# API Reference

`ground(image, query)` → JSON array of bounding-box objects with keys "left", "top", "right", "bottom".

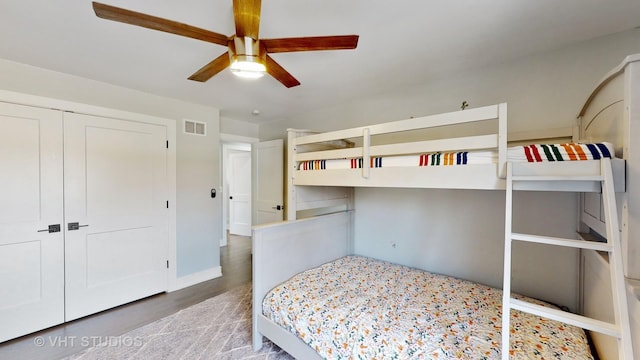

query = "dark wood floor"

[{"left": 0, "top": 234, "right": 252, "bottom": 360}]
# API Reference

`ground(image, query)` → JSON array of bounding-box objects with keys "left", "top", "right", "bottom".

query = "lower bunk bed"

[{"left": 251, "top": 212, "right": 595, "bottom": 359}]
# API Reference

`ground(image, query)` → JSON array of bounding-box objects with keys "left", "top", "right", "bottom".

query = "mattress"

[
  {"left": 263, "top": 256, "right": 593, "bottom": 359},
  {"left": 298, "top": 142, "right": 613, "bottom": 170}
]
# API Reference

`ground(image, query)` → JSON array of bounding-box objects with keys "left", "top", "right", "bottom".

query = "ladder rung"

[
  {"left": 509, "top": 298, "right": 620, "bottom": 337},
  {"left": 511, "top": 175, "right": 603, "bottom": 182},
  {"left": 511, "top": 232, "right": 612, "bottom": 252}
]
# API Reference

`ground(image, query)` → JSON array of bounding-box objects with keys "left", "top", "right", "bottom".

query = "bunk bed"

[{"left": 253, "top": 89, "right": 631, "bottom": 357}]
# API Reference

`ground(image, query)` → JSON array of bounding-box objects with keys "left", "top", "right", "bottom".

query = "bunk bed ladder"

[{"left": 501, "top": 158, "right": 633, "bottom": 360}]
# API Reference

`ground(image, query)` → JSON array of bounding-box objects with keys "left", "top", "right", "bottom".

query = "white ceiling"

[{"left": 1, "top": 0, "right": 639, "bottom": 124}]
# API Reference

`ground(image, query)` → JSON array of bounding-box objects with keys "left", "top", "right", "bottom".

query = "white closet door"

[
  {"left": 0, "top": 103, "right": 64, "bottom": 342},
  {"left": 64, "top": 113, "right": 168, "bottom": 321}
]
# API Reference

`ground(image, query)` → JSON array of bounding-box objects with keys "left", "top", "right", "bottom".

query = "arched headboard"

[{"left": 578, "top": 54, "right": 640, "bottom": 158}]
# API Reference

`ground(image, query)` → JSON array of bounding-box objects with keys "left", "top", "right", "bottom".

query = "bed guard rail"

[{"left": 291, "top": 103, "right": 508, "bottom": 179}]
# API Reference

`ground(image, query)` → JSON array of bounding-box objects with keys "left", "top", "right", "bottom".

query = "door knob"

[
  {"left": 271, "top": 205, "right": 283, "bottom": 211},
  {"left": 68, "top": 222, "right": 89, "bottom": 231},
  {"left": 37, "top": 224, "right": 61, "bottom": 233}
]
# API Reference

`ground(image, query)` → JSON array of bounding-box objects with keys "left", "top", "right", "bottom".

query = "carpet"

[{"left": 63, "top": 284, "right": 295, "bottom": 360}]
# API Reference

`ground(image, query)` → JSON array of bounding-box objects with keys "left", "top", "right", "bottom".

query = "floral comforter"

[{"left": 262, "top": 256, "right": 592, "bottom": 359}]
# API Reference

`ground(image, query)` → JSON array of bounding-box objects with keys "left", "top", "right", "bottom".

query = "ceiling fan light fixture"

[
  {"left": 229, "top": 36, "right": 266, "bottom": 79},
  {"left": 230, "top": 56, "right": 266, "bottom": 79}
]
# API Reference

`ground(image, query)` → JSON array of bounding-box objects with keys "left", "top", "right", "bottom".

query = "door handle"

[
  {"left": 271, "top": 205, "right": 283, "bottom": 211},
  {"left": 68, "top": 222, "right": 89, "bottom": 231},
  {"left": 37, "top": 224, "right": 61, "bottom": 233}
]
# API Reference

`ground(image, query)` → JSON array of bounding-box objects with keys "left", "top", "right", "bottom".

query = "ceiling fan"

[{"left": 92, "top": 0, "right": 359, "bottom": 88}]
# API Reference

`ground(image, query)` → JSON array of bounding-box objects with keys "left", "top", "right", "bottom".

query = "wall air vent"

[{"left": 183, "top": 119, "right": 206, "bottom": 136}]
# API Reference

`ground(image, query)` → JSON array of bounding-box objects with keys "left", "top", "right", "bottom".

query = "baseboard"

[{"left": 169, "top": 266, "right": 222, "bottom": 292}]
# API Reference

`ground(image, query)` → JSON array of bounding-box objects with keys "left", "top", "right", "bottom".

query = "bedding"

[
  {"left": 263, "top": 256, "right": 593, "bottom": 359},
  {"left": 298, "top": 142, "right": 613, "bottom": 170}
]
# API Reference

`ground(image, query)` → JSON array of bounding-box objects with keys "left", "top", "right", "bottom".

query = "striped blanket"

[
  {"left": 516, "top": 143, "right": 612, "bottom": 162},
  {"left": 297, "top": 142, "right": 613, "bottom": 170}
]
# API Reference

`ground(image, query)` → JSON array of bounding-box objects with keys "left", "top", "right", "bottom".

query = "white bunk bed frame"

[
  {"left": 253, "top": 98, "right": 630, "bottom": 358},
  {"left": 576, "top": 54, "right": 640, "bottom": 360},
  {"left": 289, "top": 103, "right": 619, "bottom": 190},
  {"left": 286, "top": 103, "right": 623, "bottom": 219},
  {"left": 290, "top": 104, "right": 509, "bottom": 190}
]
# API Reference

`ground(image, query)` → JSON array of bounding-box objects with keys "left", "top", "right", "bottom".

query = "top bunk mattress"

[
  {"left": 298, "top": 142, "right": 613, "bottom": 170},
  {"left": 263, "top": 255, "right": 593, "bottom": 359}
]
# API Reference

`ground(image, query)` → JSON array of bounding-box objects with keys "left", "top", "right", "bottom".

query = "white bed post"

[
  {"left": 287, "top": 129, "right": 298, "bottom": 221},
  {"left": 362, "top": 127, "right": 370, "bottom": 179},
  {"left": 501, "top": 162, "right": 514, "bottom": 360},
  {"left": 497, "top": 103, "right": 508, "bottom": 178},
  {"left": 601, "top": 158, "right": 634, "bottom": 359}
]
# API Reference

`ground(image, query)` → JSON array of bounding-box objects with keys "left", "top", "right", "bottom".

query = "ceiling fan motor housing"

[{"left": 229, "top": 36, "right": 266, "bottom": 66}]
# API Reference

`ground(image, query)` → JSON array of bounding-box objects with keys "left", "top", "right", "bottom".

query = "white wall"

[
  {"left": 258, "top": 29, "right": 640, "bottom": 310},
  {"left": 0, "top": 58, "right": 222, "bottom": 284},
  {"left": 221, "top": 116, "right": 259, "bottom": 139}
]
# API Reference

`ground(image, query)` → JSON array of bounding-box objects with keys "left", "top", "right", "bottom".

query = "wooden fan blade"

[
  {"left": 262, "top": 35, "right": 359, "bottom": 53},
  {"left": 266, "top": 55, "right": 300, "bottom": 88},
  {"left": 93, "top": 2, "right": 229, "bottom": 46},
  {"left": 188, "top": 52, "right": 231, "bottom": 82},
  {"left": 233, "top": 0, "right": 261, "bottom": 39}
]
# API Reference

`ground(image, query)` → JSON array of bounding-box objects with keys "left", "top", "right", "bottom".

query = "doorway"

[{"left": 221, "top": 136, "right": 256, "bottom": 246}]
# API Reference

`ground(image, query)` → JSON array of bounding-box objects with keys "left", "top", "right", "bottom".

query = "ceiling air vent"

[{"left": 183, "top": 119, "right": 206, "bottom": 136}]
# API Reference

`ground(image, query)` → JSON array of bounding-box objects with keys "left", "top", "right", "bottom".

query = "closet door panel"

[
  {"left": 0, "top": 103, "right": 64, "bottom": 342},
  {"left": 64, "top": 112, "right": 168, "bottom": 321}
]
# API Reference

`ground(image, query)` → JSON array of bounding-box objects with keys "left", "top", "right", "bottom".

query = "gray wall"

[
  {"left": 258, "top": 28, "right": 640, "bottom": 310},
  {"left": 354, "top": 188, "right": 580, "bottom": 306},
  {"left": 176, "top": 121, "right": 220, "bottom": 277},
  {"left": 221, "top": 116, "right": 259, "bottom": 139},
  {"left": 0, "top": 59, "right": 222, "bottom": 280},
  {"left": 261, "top": 29, "right": 640, "bottom": 140}
]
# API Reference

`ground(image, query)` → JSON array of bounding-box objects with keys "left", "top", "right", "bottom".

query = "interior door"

[
  {"left": 63, "top": 112, "right": 169, "bottom": 321},
  {"left": 252, "top": 139, "right": 284, "bottom": 225},
  {"left": 228, "top": 150, "right": 251, "bottom": 236},
  {"left": 0, "top": 103, "right": 64, "bottom": 342}
]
